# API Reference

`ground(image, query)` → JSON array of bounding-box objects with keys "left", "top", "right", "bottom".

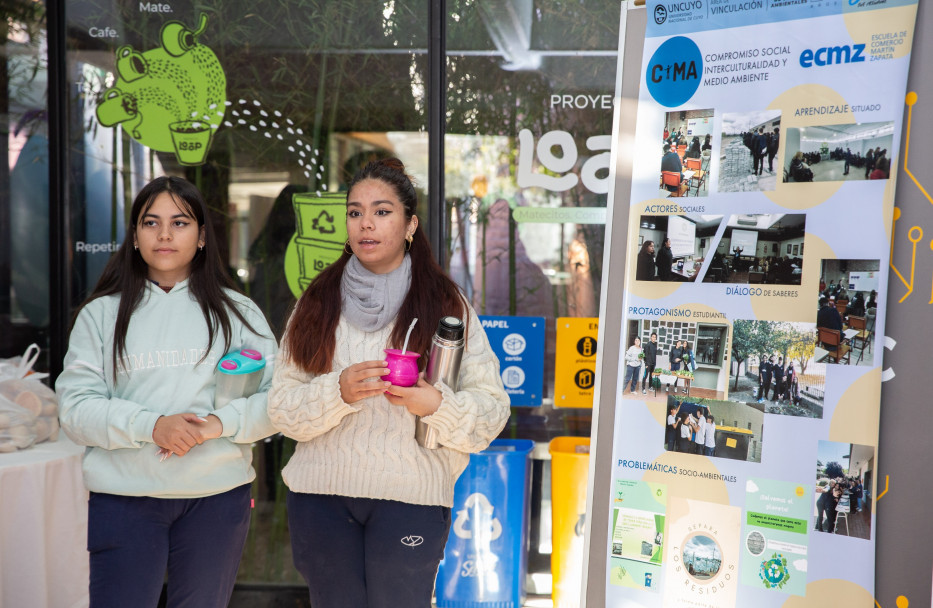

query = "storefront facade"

[{"left": 2, "top": 0, "right": 620, "bottom": 595}]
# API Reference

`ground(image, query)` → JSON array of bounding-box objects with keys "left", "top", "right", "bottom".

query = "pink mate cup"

[{"left": 382, "top": 349, "right": 420, "bottom": 387}]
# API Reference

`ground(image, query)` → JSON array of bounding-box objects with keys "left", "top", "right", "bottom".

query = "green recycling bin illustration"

[
  {"left": 95, "top": 13, "right": 226, "bottom": 166},
  {"left": 284, "top": 192, "right": 348, "bottom": 298}
]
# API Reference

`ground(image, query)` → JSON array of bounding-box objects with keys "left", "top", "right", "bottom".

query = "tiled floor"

[
  {"left": 827, "top": 502, "right": 872, "bottom": 540},
  {"left": 718, "top": 139, "right": 779, "bottom": 193},
  {"left": 437, "top": 596, "right": 554, "bottom": 607},
  {"left": 227, "top": 587, "right": 555, "bottom": 607},
  {"left": 810, "top": 158, "right": 888, "bottom": 182},
  {"left": 812, "top": 497, "right": 872, "bottom": 540}
]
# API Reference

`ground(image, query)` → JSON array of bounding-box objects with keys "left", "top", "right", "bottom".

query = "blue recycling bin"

[{"left": 436, "top": 439, "right": 535, "bottom": 607}]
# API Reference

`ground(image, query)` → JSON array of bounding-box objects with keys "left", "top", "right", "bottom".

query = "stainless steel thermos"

[{"left": 416, "top": 316, "right": 465, "bottom": 449}]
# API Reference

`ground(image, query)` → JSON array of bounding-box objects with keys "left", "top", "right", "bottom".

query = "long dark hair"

[
  {"left": 639, "top": 240, "right": 654, "bottom": 257},
  {"left": 73, "top": 176, "right": 262, "bottom": 376},
  {"left": 284, "top": 158, "right": 467, "bottom": 374}
]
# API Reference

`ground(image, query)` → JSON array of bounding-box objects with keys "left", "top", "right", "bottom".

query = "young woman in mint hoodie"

[{"left": 56, "top": 177, "right": 277, "bottom": 607}]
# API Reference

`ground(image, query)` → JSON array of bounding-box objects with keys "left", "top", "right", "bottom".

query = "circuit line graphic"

[
  {"left": 891, "top": 91, "right": 925, "bottom": 303},
  {"left": 901, "top": 92, "right": 931, "bottom": 206},
  {"left": 876, "top": 474, "right": 890, "bottom": 501},
  {"left": 889, "top": 208, "right": 919, "bottom": 303}
]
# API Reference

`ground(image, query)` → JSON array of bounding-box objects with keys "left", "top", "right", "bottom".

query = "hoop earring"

[
  {"left": 344, "top": 240, "right": 353, "bottom": 255},
  {"left": 405, "top": 234, "right": 413, "bottom": 252}
]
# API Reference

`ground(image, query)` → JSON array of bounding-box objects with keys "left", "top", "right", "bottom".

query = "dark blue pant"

[
  {"left": 641, "top": 363, "right": 654, "bottom": 390},
  {"left": 87, "top": 484, "right": 251, "bottom": 608},
  {"left": 287, "top": 491, "right": 451, "bottom": 608},
  {"left": 624, "top": 365, "right": 640, "bottom": 392},
  {"left": 761, "top": 376, "right": 772, "bottom": 399}
]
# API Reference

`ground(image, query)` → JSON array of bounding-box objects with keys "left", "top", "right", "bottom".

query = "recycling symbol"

[
  {"left": 312, "top": 210, "right": 336, "bottom": 234},
  {"left": 453, "top": 493, "right": 503, "bottom": 541}
]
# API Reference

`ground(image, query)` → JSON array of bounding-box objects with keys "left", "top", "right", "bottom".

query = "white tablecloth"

[{"left": 0, "top": 436, "right": 89, "bottom": 608}]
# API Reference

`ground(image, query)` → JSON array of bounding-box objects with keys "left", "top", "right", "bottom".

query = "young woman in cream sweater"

[{"left": 268, "top": 158, "right": 510, "bottom": 607}]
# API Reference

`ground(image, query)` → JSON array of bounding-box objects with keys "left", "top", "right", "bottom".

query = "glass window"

[
  {"left": 1, "top": 4, "right": 49, "bottom": 368},
  {"left": 52, "top": 0, "right": 624, "bottom": 595},
  {"left": 445, "top": 0, "right": 621, "bottom": 596},
  {"left": 697, "top": 325, "right": 726, "bottom": 366},
  {"left": 445, "top": 0, "right": 620, "bottom": 419},
  {"left": 64, "top": 0, "right": 429, "bottom": 584}
]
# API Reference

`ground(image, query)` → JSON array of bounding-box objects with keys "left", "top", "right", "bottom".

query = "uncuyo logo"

[{"left": 654, "top": 3, "right": 668, "bottom": 24}]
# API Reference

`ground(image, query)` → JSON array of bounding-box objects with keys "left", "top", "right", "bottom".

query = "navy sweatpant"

[
  {"left": 87, "top": 484, "right": 251, "bottom": 608},
  {"left": 287, "top": 491, "right": 451, "bottom": 608}
]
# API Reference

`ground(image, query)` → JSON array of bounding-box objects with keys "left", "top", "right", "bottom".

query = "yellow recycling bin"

[{"left": 549, "top": 437, "right": 590, "bottom": 608}]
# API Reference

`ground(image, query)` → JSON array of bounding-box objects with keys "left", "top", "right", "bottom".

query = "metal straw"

[{"left": 402, "top": 318, "right": 418, "bottom": 354}]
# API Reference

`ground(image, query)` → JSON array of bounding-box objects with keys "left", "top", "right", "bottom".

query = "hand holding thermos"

[
  {"left": 417, "top": 316, "right": 465, "bottom": 448},
  {"left": 382, "top": 317, "right": 465, "bottom": 449}
]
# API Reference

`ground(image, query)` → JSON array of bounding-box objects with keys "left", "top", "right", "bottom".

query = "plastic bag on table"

[
  {"left": 0, "top": 378, "right": 59, "bottom": 443},
  {"left": 0, "top": 398, "right": 37, "bottom": 453},
  {"left": 0, "top": 344, "right": 47, "bottom": 382},
  {"left": 0, "top": 378, "right": 58, "bottom": 418},
  {"left": 0, "top": 345, "right": 59, "bottom": 443}
]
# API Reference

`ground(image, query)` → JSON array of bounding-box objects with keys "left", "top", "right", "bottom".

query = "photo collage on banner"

[{"left": 606, "top": 0, "right": 917, "bottom": 606}]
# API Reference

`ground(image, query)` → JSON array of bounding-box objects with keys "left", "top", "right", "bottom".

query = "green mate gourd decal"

[{"left": 96, "top": 13, "right": 225, "bottom": 166}]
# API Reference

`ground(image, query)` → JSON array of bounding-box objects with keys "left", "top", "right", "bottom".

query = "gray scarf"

[{"left": 341, "top": 254, "right": 412, "bottom": 331}]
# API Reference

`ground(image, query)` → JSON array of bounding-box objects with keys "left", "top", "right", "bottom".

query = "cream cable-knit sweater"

[{"left": 267, "top": 306, "right": 510, "bottom": 507}]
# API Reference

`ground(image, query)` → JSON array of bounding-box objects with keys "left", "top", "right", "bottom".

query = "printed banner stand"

[{"left": 584, "top": 1, "right": 918, "bottom": 606}]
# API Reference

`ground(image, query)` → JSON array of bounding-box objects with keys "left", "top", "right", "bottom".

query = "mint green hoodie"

[{"left": 56, "top": 280, "right": 277, "bottom": 498}]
